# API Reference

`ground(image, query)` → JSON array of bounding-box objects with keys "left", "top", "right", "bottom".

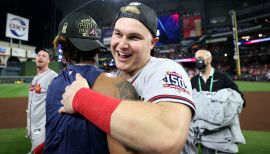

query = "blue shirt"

[{"left": 44, "top": 65, "right": 109, "bottom": 154}]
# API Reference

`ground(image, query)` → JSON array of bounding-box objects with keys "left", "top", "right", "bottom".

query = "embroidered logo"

[
  {"left": 162, "top": 72, "right": 190, "bottom": 94},
  {"left": 78, "top": 18, "right": 100, "bottom": 38},
  {"left": 62, "top": 22, "right": 68, "bottom": 33},
  {"left": 30, "top": 83, "right": 41, "bottom": 94}
]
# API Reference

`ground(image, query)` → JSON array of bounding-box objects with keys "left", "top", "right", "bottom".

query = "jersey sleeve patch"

[{"left": 162, "top": 71, "right": 191, "bottom": 95}]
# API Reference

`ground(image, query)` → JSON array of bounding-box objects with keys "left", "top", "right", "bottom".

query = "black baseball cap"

[
  {"left": 35, "top": 46, "right": 49, "bottom": 54},
  {"left": 113, "top": 2, "right": 158, "bottom": 37},
  {"left": 57, "top": 12, "right": 106, "bottom": 52}
]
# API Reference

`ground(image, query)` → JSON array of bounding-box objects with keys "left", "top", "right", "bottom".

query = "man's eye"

[
  {"left": 114, "top": 32, "right": 121, "bottom": 36},
  {"left": 130, "top": 36, "right": 140, "bottom": 40}
]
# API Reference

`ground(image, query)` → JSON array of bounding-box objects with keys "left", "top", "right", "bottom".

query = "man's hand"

[{"left": 59, "top": 73, "right": 89, "bottom": 114}]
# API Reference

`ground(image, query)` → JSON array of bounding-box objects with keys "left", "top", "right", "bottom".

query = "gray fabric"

[
  {"left": 192, "top": 88, "right": 245, "bottom": 153},
  {"left": 181, "top": 126, "right": 198, "bottom": 154}
]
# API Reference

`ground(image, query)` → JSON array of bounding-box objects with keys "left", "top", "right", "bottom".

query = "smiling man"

[{"left": 59, "top": 2, "right": 195, "bottom": 154}]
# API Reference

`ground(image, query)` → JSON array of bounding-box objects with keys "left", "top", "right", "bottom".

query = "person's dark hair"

[
  {"left": 150, "top": 48, "right": 155, "bottom": 56},
  {"left": 53, "top": 35, "right": 99, "bottom": 64}
]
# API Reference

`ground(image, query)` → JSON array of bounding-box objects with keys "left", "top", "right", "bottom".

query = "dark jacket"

[{"left": 191, "top": 69, "right": 246, "bottom": 107}]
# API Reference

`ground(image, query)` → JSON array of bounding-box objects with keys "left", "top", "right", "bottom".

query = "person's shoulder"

[
  {"left": 93, "top": 72, "right": 138, "bottom": 100},
  {"left": 214, "top": 70, "right": 231, "bottom": 78},
  {"left": 97, "top": 72, "right": 123, "bottom": 83},
  {"left": 191, "top": 74, "right": 199, "bottom": 81},
  {"left": 214, "top": 69, "right": 225, "bottom": 75},
  {"left": 48, "top": 69, "right": 58, "bottom": 76},
  {"left": 150, "top": 57, "right": 177, "bottom": 65},
  {"left": 191, "top": 74, "right": 199, "bottom": 79},
  {"left": 147, "top": 57, "right": 182, "bottom": 71},
  {"left": 92, "top": 66, "right": 104, "bottom": 73}
]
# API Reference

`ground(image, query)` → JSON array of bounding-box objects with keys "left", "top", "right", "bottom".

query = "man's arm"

[
  {"left": 60, "top": 73, "right": 192, "bottom": 154},
  {"left": 110, "top": 101, "right": 191, "bottom": 154},
  {"left": 93, "top": 72, "right": 139, "bottom": 154},
  {"left": 92, "top": 73, "right": 138, "bottom": 101}
]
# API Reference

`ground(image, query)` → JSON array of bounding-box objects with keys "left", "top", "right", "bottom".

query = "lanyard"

[{"left": 198, "top": 69, "right": 214, "bottom": 92}]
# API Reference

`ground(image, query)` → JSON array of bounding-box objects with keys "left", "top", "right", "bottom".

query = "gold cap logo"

[
  {"left": 121, "top": 6, "right": 140, "bottom": 15},
  {"left": 62, "top": 22, "right": 68, "bottom": 33}
]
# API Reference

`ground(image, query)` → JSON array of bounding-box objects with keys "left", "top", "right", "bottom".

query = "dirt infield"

[
  {"left": 0, "top": 97, "right": 27, "bottom": 129},
  {"left": 0, "top": 92, "right": 269, "bottom": 131},
  {"left": 240, "top": 92, "right": 270, "bottom": 131}
]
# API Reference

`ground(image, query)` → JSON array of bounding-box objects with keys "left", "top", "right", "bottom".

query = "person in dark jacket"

[
  {"left": 191, "top": 49, "right": 244, "bottom": 99},
  {"left": 191, "top": 49, "right": 245, "bottom": 154}
]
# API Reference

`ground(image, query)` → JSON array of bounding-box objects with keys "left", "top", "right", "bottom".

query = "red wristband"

[{"left": 72, "top": 88, "right": 121, "bottom": 134}]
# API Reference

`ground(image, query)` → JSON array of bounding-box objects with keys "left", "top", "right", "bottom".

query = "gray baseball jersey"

[
  {"left": 26, "top": 69, "right": 57, "bottom": 150},
  {"left": 127, "top": 57, "right": 195, "bottom": 110},
  {"left": 125, "top": 57, "right": 197, "bottom": 154}
]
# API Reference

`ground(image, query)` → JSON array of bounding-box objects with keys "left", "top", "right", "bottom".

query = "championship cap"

[
  {"left": 113, "top": 2, "right": 158, "bottom": 37},
  {"left": 57, "top": 12, "right": 106, "bottom": 51}
]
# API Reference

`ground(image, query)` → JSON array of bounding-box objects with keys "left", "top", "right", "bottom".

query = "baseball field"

[{"left": 0, "top": 81, "right": 270, "bottom": 153}]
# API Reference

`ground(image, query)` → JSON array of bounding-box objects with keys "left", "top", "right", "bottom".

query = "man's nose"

[{"left": 118, "top": 38, "right": 129, "bottom": 49}]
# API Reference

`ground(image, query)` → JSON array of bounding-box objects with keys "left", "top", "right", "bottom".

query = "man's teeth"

[
  {"left": 118, "top": 52, "right": 128, "bottom": 56},
  {"left": 118, "top": 52, "right": 132, "bottom": 58}
]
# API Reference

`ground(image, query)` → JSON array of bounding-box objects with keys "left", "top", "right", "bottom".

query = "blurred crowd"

[
  {"left": 181, "top": 63, "right": 270, "bottom": 81},
  {"left": 153, "top": 42, "right": 270, "bottom": 81},
  {"left": 237, "top": 64, "right": 270, "bottom": 81}
]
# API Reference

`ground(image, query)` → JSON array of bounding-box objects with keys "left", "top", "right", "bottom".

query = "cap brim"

[{"left": 69, "top": 37, "right": 107, "bottom": 52}]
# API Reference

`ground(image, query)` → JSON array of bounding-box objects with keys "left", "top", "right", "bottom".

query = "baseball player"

[
  {"left": 26, "top": 47, "right": 57, "bottom": 154},
  {"left": 44, "top": 12, "right": 138, "bottom": 154},
  {"left": 60, "top": 2, "right": 196, "bottom": 154}
]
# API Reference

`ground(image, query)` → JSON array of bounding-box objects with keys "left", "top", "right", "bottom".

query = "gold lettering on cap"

[
  {"left": 78, "top": 18, "right": 97, "bottom": 37},
  {"left": 121, "top": 6, "right": 140, "bottom": 15},
  {"left": 62, "top": 22, "right": 68, "bottom": 33}
]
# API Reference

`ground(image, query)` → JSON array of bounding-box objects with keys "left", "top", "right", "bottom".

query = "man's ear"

[
  {"left": 48, "top": 55, "right": 51, "bottom": 63},
  {"left": 151, "top": 37, "right": 159, "bottom": 49},
  {"left": 208, "top": 57, "right": 212, "bottom": 64}
]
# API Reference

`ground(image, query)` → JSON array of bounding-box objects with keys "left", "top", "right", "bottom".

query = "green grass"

[
  {"left": 0, "top": 83, "right": 29, "bottom": 98},
  {"left": 0, "top": 81, "right": 269, "bottom": 98},
  {"left": 238, "top": 131, "right": 270, "bottom": 153},
  {"left": 0, "top": 128, "right": 269, "bottom": 154},
  {"left": 0, "top": 82, "right": 269, "bottom": 153},
  {"left": 0, "top": 128, "right": 31, "bottom": 154},
  {"left": 236, "top": 81, "right": 270, "bottom": 92}
]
